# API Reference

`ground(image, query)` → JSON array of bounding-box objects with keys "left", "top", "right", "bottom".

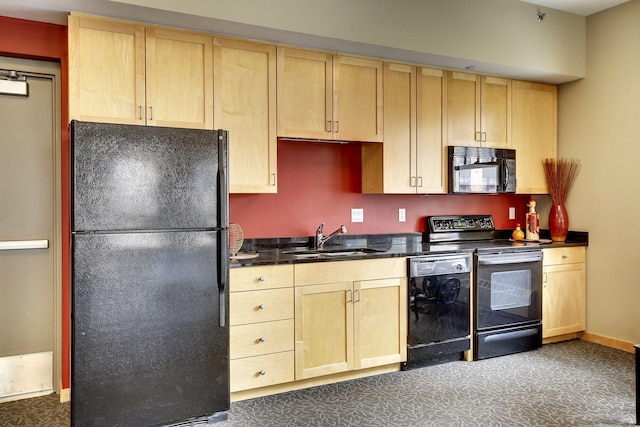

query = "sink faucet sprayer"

[{"left": 315, "top": 223, "right": 347, "bottom": 250}]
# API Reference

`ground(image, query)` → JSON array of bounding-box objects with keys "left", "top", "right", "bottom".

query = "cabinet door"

[
  {"left": 447, "top": 72, "right": 511, "bottom": 148},
  {"left": 480, "top": 76, "right": 511, "bottom": 148},
  {"left": 354, "top": 278, "right": 407, "bottom": 369},
  {"left": 68, "top": 15, "right": 145, "bottom": 125},
  {"left": 416, "top": 67, "right": 447, "bottom": 193},
  {"left": 542, "top": 262, "right": 586, "bottom": 338},
  {"left": 146, "top": 27, "right": 213, "bottom": 129},
  {"left": 277, "top": 47, "right": 333, "bottom": 139},
  {"left": 215, "top": 38, "right": 277, "bottom": 193},
  {"left": 447, "top": 71, "right": 480, "bottom": 146},
  {"left": 512, "top": 81, "right": 557, "bottom": 194},
  {"left": 294, "top": 282, "right": 354, "bottom": 380},
  {"left": 362, "top": 62, "right": 415, "bottom": 194},
  {"left": 334, "top": 55, "right": 384, "bottom": 142}
]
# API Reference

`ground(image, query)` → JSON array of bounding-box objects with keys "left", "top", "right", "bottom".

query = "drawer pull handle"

[
  {"left": 260, "top": 370, "right": 266, "bottom": 376},
  {"left": 259, "top": 304, "right": 265, "bottom": 310},
  {"left": 562, "top": 255, "right": 568, "bottom": 259},
  {"left": 259, "top": 276, "right": 266, "bottom": 282},
  {"left": 259, "top": 337, "right": 266, "bottom": 343}
]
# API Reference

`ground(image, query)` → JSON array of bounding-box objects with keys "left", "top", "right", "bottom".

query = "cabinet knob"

[
  {"left": 562, "top": 254, "right": 568, "bottom": 259},
  {"left": 259, "top": 304, "right": 265, "bottom": 310},
  {"left": 259, "top": 276, "right": 266, "bottom": 282},
  {"left": 260, "top": 370, "right": 266, "bottom": 376},
  {"left": 259, "top": 337, "right": 266, "bottom": 343}
]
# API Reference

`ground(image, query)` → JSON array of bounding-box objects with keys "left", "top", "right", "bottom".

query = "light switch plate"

[
  {"left": 399, "top": 208, "right": 406, "bottom": 222},
  {"left": 351, "top": 208, "right": 364, "bottom": 223},
  {"left": 509, "top": 207, "right": 516, "bottom": 220}
]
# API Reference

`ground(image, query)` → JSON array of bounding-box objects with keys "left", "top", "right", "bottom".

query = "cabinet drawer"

[
  {"left": 295, "top": 258, "right": 406, "bottom": 286},
  {"left": 543, "top": 246, "right": 585, "bottom": 266},
  {"left": 231, "top": 319, "right": 294, "bottom": 359},
  {"left": 230, "top": 265, "right": 293, "bottom": 292},
  {"left": 230, "top": 288, "right": 293, "bottom": 325},
  {"left": 230, "top": 351, "right": 294, "bottom": 392}
]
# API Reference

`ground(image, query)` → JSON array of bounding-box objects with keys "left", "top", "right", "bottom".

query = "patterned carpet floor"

[{"left": 0, "top": 340, "right": 635, "bottom": 426}]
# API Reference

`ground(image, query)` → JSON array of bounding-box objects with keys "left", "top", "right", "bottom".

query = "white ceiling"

[{"left": 519, "top": 0, "right": 630, "bottom": 16}]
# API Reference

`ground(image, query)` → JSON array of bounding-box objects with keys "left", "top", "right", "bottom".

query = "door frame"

[{"left": 0, "top": 56, "right": 62, "bottom": 396}]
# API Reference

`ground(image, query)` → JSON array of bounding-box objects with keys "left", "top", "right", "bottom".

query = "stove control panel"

[
  {"left": 409, "top": 254, "right": 472, "bottom": 277},
  {"left": 427, "top": 215, "right": 495, "bottom": 233}
]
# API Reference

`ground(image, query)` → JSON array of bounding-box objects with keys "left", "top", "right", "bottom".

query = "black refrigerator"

[{"left": 70, "top": 120, "right": 230, "bottom": 427}]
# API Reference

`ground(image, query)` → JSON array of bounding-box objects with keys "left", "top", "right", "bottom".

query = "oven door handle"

[{"left": 477, "top": 252, "right": 543, "bottom": 265}]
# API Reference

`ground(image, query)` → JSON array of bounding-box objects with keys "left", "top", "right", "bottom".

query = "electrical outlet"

[
  {"left": 509, "top": 207, "right": 516, "bottom": 220},
  {"left": 398, "top": 208, "right": 406, "bottom": 222},
  {"left": 351, "top": 208, "right": 364, "bottom": 223}
]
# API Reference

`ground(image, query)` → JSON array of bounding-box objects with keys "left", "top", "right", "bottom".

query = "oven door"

[{"left": 475, "top": 250, "right": 543, "bottom": 330}]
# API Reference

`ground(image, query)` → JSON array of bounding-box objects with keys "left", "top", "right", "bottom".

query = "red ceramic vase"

[{"left": 549, "top": 204, "right": 569, "bottom": 242}]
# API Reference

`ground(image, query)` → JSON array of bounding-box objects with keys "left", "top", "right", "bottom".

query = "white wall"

[
  {"left": 558, "top": 0, "right": 640, "bottom": 344},
  {"left": 104, "top": 0, "right": 585, "bottom": 83}
]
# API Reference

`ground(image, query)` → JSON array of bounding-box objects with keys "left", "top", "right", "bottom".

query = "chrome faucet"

[{"left": 315, "top": 223, "right": 347, "bottom": 250}]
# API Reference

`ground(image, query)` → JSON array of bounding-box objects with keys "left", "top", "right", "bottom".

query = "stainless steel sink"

[{"left": 282, "top": 247, "right": 385, "bottom": 258}]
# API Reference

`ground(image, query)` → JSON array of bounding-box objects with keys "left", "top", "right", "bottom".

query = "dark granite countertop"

[{"left": 229, "top": 231, "right": 588, "bottom": 268}]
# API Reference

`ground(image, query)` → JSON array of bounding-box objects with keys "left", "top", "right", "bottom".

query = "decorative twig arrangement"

[{"left": 542, "top": 158, "right": 581, "bottom": 205}]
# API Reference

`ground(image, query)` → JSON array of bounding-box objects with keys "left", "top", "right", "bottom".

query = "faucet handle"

[{"left": 316, "top": 223, "right": 324, "bottom": 235}]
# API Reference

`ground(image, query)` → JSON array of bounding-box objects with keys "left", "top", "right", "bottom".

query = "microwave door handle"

[{"left": 502, "top": 159, "right": 509, "bottom": 191}]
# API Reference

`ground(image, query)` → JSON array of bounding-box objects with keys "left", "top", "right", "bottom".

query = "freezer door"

[
  {"left": 71, "top": 121, "right": 227, "bottom": 232},
  {"left": 71, "top": 231, "right": 229, "bottom": 427}
]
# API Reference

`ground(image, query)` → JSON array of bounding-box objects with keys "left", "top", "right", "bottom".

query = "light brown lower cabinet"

[
  {"left": 229, "top": 265, "right": 294, "bottom": 392},
  {"left": 542, "top": 246, "right": 586, "bottom": 339},
  {"left": 294, "top": 258, "right": 407, "bottom": 380},
  {"left": 230, "top": 258, "right": 408, "bottom": 394}
]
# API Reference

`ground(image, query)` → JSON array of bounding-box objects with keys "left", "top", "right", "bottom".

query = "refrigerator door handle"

[
  {"left": 217, "top": 130, "right": 230, "bottom": 328},
  {"left": 218, "top": 228, "right": 229, "bottom": 328},
  {"left": 218, "top": 130, "right": 229, "bottom": 229}
]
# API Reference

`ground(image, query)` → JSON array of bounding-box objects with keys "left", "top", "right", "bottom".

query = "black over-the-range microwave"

[{"left": 448, "top": 145, "right": 516, "bottom": 194}]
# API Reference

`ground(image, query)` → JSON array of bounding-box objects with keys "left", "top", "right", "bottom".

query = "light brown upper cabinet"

[
  {"left": 213, "top": 38, "right": 277, "bottom": 194},
  {"left": 512, "top": 81, "right": 557, "bottom": 194},
  {"left": 416, "top": 67, "right": 447, "bottom": 193},
  {"left": 362, "top": 64, "right": 446, "bottom": 194},
  {"left": 447, "top": 71, "right": 511, "bottom": 148},
  {"left": 277, "top": 47, "right": 383, "bottom": 142},
  {"left": 68, "top": 14, "right": 213, "bottom": 129}
]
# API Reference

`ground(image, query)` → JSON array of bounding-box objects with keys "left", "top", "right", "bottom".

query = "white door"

[{"left": 0, "top": 56, "right": 61, "bottom": 402}]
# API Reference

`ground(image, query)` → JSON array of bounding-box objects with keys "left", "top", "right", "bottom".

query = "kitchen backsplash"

[{"left": 229, "top": 139, "right": 532, "bottom": 238}]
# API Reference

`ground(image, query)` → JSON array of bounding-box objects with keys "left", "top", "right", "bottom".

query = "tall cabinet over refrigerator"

[{"left": 70, "top": 121, "right": 230, "bottom": 426}]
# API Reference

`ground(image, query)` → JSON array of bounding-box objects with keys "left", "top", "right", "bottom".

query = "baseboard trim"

[
  {"left": 579, "top": 331, "right": 636, "bottom": 353},
  {"left": 59, "top": 387, "right": 70, "bottom": 403},
  {"left": 543, "top": 332, "right": 581, "bottom": 344},
  {"left": 231, "top": 364, "right": 400, "bottom": 402}
]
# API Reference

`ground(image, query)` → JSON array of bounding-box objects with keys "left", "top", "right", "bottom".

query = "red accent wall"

[
  {"left": 230, "top": 140, "right": 531, "bottom": 237},
  {"left": 0, "top": 16, "right": 70, "bottom": 390}
]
